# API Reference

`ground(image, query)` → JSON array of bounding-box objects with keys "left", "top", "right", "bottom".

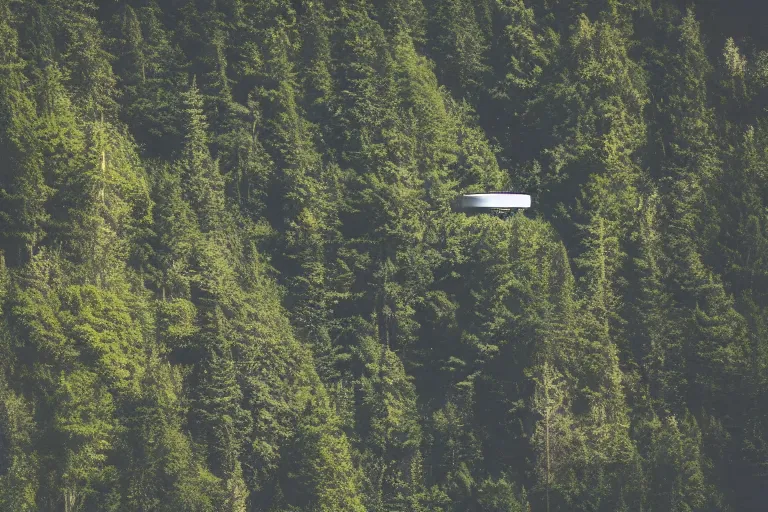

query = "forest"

[{"left": 1, "top": 0, "right": 768, "bottom": 510}]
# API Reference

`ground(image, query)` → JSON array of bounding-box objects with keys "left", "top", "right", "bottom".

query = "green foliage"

[
  {"left": 0, "top": 375, "right": 38, "bottom": 511},
  {"left": 427, "top": 0, "right": 490, "bottom": 97},
  {"left": 1, "top": 1, "right": 767, "bottom": 510},
  {"left": 0, "top": 0, "right": 49, "bottom": 267}
]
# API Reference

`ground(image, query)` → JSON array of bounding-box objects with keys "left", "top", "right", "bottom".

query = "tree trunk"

[{"left": 545, "top": 374, "right": 551, "bottom": 512}]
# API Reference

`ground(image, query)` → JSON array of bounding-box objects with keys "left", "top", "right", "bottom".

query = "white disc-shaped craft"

[{"left": 460, "top": 193, "right": 531, "bottom": 210}]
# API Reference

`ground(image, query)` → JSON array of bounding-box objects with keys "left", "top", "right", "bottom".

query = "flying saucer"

[{"left": 460, "top": 192, "right": 531, "bottom": 210}]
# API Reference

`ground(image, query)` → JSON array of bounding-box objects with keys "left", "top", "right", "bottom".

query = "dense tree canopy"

[{"left": 1, "top": 0, "right": 767, "bottom": 510}]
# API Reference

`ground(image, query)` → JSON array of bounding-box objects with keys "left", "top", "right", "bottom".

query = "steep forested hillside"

[{"left": 1, "top": 0, "right": 768, "bottom": 510}]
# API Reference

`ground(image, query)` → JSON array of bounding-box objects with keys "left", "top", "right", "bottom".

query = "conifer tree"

[
  {"left": 427, "top": 0, "right": 490, "bottom": 99},
  {"left": 627, "top": 190, "right": 685, "bottom": 410},
  {"left": 646, "top": 412, "right": 713, "bottom": 512},
  {"left": 486, "top": 0, "right": 552, "bottom": 170},
  {"left": 0, "top": 1, "right": 49, "bottom": 267},
  {"left": 0, "top": 372, "right": 38, "bottom": 511},
  {"left": 112, "top": 1, "right": 186, "bottom": 156},
  {"left": 530, "top": 361, "right": 571, "bottom": 511}
]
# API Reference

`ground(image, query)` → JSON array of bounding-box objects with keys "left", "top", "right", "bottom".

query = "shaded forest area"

[{"left": 2, "top": 0, "right": 768, "bottom": 510}]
